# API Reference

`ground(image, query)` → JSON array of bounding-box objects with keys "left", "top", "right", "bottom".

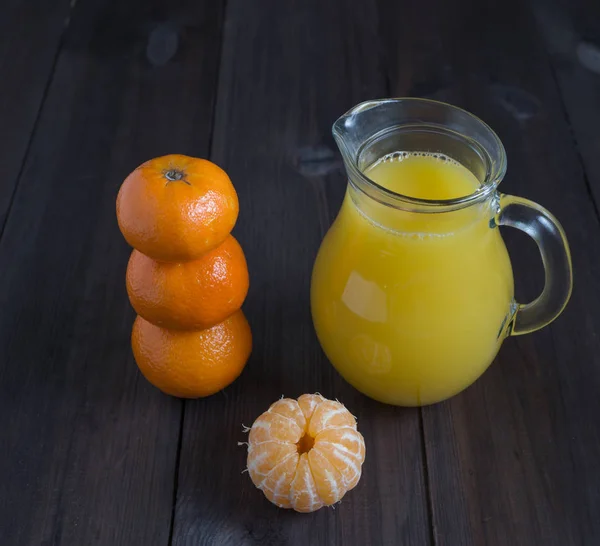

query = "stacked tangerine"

[{"left": 116, "top": 155, "right": 251, "bottom": 398}]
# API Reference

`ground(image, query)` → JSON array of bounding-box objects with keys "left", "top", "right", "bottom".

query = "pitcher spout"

[{"left": 332, "top": 99, "right": 400, "bottom": 168}]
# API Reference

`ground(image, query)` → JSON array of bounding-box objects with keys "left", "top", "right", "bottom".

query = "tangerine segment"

[
  {"left": 298, "top": 393, "right": 325, "bottom": 421},
  {"left": 307, "top": 448, "right": 345, "bottom": 505},
  {"left": 126, "top": 235, "right": 249, "bottom": 330},
  {"left": 131, "top": 309, "right": 251, "bottom": 398},
  {"left": 260, "top": 452, "right": 299, "bottom": 509},
  {"left": 245, "top": 394, "right": 365, "bottom": 512},
  {"left": 268, "top": 398, "right": 307, "bottom": 430},
  {"left": 247, "top": 442, "right": 297, "bottom": 488},
  {"left": 313, "top": 428, "right": 366, "bottom": 491},
  {"left": 315, "top": 427, "right": 366, "bottom": 463},
  {"left": 290, "top": 453, "right": 324, "bottom": 513},
  {"left": 307, "top": 399, "right": 357, "bottom": 437},
  {"left": 248, "top": 411, "right": 304, "bottom": 445},
  {"left": 117, "top": 155, "right": 239, "bottom": 262}
]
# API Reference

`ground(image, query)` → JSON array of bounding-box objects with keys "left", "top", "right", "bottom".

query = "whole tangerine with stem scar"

[
  {"left": 242, "top": 394, "right": 366, "bottom": 512},
  {"left": 116, "top": 154, "right": 239, "bottom": 262}
]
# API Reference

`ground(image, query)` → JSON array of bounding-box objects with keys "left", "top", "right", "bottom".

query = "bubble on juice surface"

[{"left": 370, "top": 151, "right": 462, "bottom": 169}]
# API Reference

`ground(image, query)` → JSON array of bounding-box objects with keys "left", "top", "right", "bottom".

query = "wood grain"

[
  {"left": 170, "top": 1, "right": 432, "bottom": 545},
  {"left": 379, "top": 0, "right": 600, "bottom": 543},
  {"left": 530, "top": 0, "right": 600, "bottom": 214},
  {"left": 0, "top": 0, "right": 224, "bottom": 544},
  {"left": 0, "top": 0, "right": 72, "bottom": 233}
]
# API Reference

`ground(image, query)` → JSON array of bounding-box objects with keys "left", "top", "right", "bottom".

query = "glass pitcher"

[{"left": 311, "top": 98, "right": 572, "bottom": 406}]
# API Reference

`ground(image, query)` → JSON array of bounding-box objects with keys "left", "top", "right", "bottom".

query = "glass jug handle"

[{"left": 495, "top": 193, "right": 573, "bottom": 336}]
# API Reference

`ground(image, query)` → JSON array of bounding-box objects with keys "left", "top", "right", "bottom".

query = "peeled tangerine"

[{"left": 244, "top": 394, "right": 366, "bottom": 512}]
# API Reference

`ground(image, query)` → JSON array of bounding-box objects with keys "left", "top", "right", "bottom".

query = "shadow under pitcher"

[{"left": 311, "top": 98, "right": 573, "bottom": 406}]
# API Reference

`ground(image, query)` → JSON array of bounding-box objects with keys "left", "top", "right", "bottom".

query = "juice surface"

[
  {"left": 311, "top": 152, "right": 515, "bottom": 405},
  {"left": 367, "top": 151, "right": 479, "bottom": 199}
]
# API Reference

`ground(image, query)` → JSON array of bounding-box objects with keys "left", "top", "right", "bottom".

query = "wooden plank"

[
  {"left": 530, "top": 0, "right": 600, "bottom": 212},
  {"left": 0, "top": 1, "right": 224, "bottom": 544},
  {"left": 0, "top": 0, "right": 72, "bottom": 233},
  {"left": 171, "top": 1, "right": 432, "bottom": 544},
  {"left": 379, "top": 0, "right": 600, "bottom": 544}
]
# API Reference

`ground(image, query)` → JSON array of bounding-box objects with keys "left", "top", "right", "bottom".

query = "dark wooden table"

[{"left": 2, "top": 0, "right": 600, "bottom": 544}]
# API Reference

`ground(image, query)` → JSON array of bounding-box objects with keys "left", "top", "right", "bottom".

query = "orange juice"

[{"left": 311, "top": 152, "right": 515, "bottom": 405}]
